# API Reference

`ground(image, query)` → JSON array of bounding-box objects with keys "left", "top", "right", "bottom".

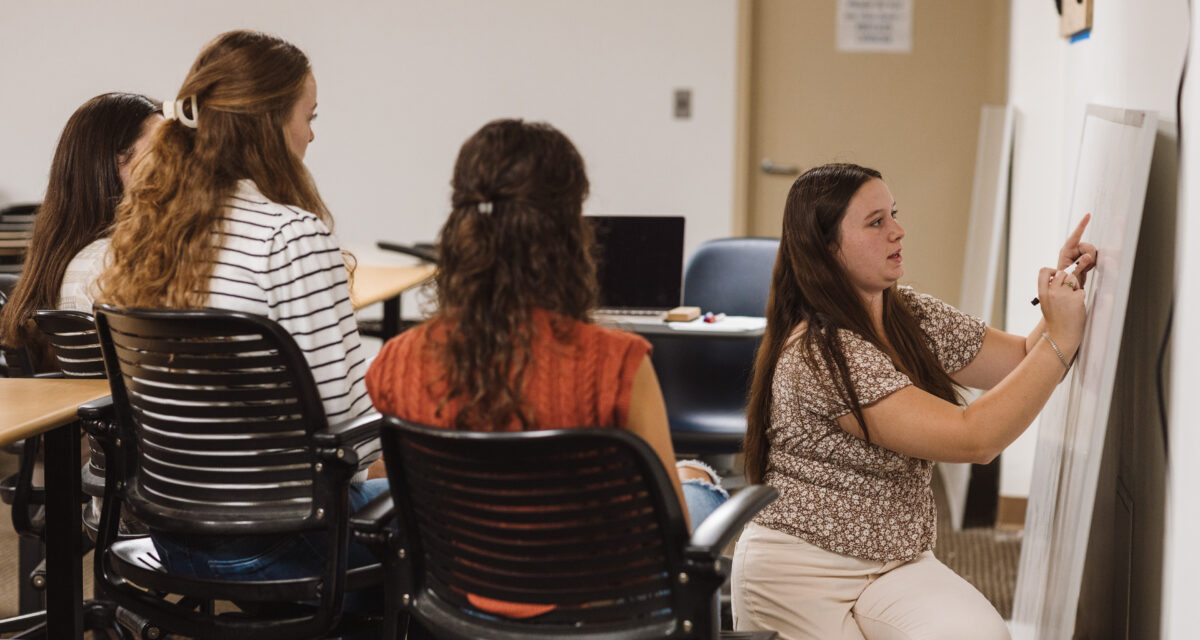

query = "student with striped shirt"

[{"left": 96, "top": 30, "right": 385, "bottom": 585}]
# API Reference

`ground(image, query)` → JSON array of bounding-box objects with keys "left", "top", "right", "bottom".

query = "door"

[{"left": 740, "top": 0, "right": 1009, "bottom": 306}]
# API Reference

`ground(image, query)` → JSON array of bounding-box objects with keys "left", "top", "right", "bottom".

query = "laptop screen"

[{"left": 586, "top": 215, "right": 684, "bottom": 310}]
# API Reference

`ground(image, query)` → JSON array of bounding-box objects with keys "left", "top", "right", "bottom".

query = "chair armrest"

[
  {"left": 376, "top": 240, "right": 436, "bottom": 263},
  {"left": 313, "top": 413, "right": 380, "bottom": 471},
  {"left": 314, "top": 413, "right": 380, "bottom": 450},
  {"left": 349, "top": 492, "right": 395, "bottom": 535},
  {"left": 78, "top": 395, "right": 112, "bottom": 420},
  {"left": 350, "top": 492, "right": 396, "bottom": 558},
  {"left": 685, "top": 485, "right": 778, "bottom": 562},
  {"left": 78, "top": 396, "right": 114, "bottom": 438}
]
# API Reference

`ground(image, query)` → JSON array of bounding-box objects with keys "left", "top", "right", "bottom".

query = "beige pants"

[{"left": 732, "top": 523, "right": 1010, "bottom": 640}]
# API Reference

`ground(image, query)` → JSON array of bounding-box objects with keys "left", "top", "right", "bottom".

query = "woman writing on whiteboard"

[{"left": 732, "top": 163, "right": 1093, "bottom": 640}]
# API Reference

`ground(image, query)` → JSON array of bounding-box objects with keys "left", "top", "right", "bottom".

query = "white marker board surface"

[{"left": 1010, "top": 106, "right": 1157, "bottom": 639}]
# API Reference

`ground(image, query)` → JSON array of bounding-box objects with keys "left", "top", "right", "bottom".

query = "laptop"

[{"left": 587, "top": 215, "right": 684, "bottom": 322}]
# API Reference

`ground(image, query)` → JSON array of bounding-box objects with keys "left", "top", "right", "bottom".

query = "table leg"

[
  {"left": 17, "top": 536, "right": 42, "bottom": 613},
  {"left": 43, "top": 420, "right": 83, "bottom": 639}
]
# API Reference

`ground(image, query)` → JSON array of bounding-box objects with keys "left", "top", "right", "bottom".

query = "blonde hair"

[{"left": 98, "top": 30, "right": 330, "bottom": 308}]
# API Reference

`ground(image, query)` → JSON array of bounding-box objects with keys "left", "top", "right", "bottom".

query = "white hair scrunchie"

[{"left": 163, "top": 95, "right": 199, "bottom": 129}]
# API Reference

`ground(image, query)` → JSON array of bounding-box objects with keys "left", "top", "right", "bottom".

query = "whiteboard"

[
  {"left": 941, "top": 105, "right": 1014, "bottom": 531},
  {"left": 1010, "top": 106, "right": 1157, "bottom": 639}
]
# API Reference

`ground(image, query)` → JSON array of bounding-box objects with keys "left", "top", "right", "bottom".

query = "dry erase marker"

[{"left": 1031, "top": 261, "right": 1080, "bottom": 306}]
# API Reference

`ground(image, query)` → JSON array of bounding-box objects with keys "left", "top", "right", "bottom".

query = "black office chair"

[
  {"left": 92, "top": 306, "right": 384, "bottom": 639},
  {"left": 0, "top": 204, "right": 39, "bottom": 276},
  {"left": 32, "top": 310, "right": 119, "bottom": 538},
  {"left": 648, "top": 237, "right": 779, "bottom": 454},
  {"left": 0, "top": 302, "right": 139, "bottom": 635},
  {"left": 0, "top": 273, "right": 36, "bottom": 377},
  {"left": 0, "top": 273, "right": 47, "bottom": 618},
  {"left": 359, "top": 416, "right": 779, "bottom": 640}
]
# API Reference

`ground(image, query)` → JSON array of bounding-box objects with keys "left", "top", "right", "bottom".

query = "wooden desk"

[
  {"left": 0, "top": 378, "right": 110, "bottom": 638},
  {"left": 350, "top": 264, "right": 435, "bottom": 339},
  {"left": 0, "top": 378, "right": 109, "bottom": 447}
]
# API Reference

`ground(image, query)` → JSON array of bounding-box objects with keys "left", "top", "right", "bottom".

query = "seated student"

[
  {"left": 365, "top": 119, "right": 728, "bottom": 559},
  {"left": 731, "top": 163, "right": 1092, "bottom": 640},
  {"left": 95, "top": 30, "right": 385, "bottom": 582},
  {"left": 0, "top": 92, "right": 160, "bottom": 368}
]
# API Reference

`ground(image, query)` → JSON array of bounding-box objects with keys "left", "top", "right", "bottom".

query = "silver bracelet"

[{"left": 1042, "top": 332, "right": 1070, "bottom": 370}]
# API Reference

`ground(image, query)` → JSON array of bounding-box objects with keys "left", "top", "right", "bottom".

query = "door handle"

[{"left": 760, "top": 158, "right": 800, "bottom": 176}]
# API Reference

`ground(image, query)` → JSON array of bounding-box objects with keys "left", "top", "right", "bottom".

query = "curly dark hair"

[{"left": 431, "top": 119, "right": 597, "bottom": 431}]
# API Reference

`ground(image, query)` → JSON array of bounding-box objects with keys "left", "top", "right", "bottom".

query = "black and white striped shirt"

[{"left": 205, "top": 180, "right": 378, "bottom": 470}]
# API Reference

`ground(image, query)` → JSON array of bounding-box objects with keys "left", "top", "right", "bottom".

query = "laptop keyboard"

[
  {"left": 593, "top": 308, "right": 668, "bottom": 322},
  {"left": 595, "top": 308, "right": 664, "bottom": 317}
]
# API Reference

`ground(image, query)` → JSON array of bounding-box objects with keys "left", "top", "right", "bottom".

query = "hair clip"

[
  {"left": 477, "top": 201, "right": 494, "bottom": 215},
  {"left": 163, "top": 95, "right": 199, "bottom": 129}
]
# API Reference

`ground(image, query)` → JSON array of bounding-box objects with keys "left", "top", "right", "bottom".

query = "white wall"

[
  {"left": 1002, "top": 0, "right": 1188, "bottom": 499},
  {"left": 1164, "top": 3, "right": 1200, "bottom": 635},
  {"left": 0, "top": 1, "right": 738, "bottom": 266}
]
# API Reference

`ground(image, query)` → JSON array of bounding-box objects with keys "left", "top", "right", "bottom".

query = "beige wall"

[{"left": 743, "top": 0, "right": 1009, "bottom": 306}]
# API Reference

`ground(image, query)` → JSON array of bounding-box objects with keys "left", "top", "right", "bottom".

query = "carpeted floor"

[{"left": 0, "top": 453, "right": 1022, "bottom": 628}]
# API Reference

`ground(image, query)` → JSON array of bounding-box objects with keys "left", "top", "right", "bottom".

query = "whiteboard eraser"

[{"left": 666, "top": 306, "right": 701, "bottom": 322}]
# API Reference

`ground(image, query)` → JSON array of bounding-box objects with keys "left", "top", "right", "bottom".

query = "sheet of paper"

[
  {"left": 667, "top": 316, "right": 767, "bottom": 333},
  {"left": 837, "top": 0, "right": 913, "bottom": 53}
]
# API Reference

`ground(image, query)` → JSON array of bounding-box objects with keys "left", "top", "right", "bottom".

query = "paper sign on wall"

[{"left": 837, "top": 0, "right": 913, "bottom": 53}]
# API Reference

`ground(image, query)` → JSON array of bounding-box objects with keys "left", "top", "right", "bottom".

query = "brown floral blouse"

[{"left": 753, "top": 286, "right": 986, "bottom": 562}]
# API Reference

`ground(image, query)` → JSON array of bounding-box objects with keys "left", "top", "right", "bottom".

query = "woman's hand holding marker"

[{"left": 1031, "top": 214, "right": 1098, "bottom": 306}]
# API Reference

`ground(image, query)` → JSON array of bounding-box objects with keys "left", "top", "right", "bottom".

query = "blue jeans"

[
  {"left": 151, "top": 478, "right": 390, "bottom": 612},
  {"left": 683, "top": 477, "right": 729, "bottom": 531}
]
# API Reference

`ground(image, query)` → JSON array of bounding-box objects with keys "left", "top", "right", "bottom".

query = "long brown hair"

[
  {"left": 744, "top": 163, "right": 962, "bottom": 483},
  {"left": 431, "top": 119, "right": 596, "bottom": 431},
  {"left": 0, "top": 92, "right": 158, "bottom": 365},
  {"left": 97, "top": 30, "right": 330, "bottom": 308}
]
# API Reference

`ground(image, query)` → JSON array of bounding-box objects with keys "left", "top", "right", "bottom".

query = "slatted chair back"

[
  {"left": 32, "top": 310, "right": 105, "bottom": 378},
  {"left": 0, "top": 273, "right": 35, "bottom": 378},
  {"left": 91, "top": 306, "right": 381, "bottom": 639},
  {"left": 382, "top": 416, "right": 707, "bottom": 640},
  {"left": 32, "top": 310, "right": 118, "bottom": 524},
  {"left": 93, "top": 305, "right": 338, "bottom": 536},
  {"left": 0, "top": 204, "right": 38, "bottom": 276}
]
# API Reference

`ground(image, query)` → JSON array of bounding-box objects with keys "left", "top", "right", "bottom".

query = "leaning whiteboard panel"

[
  {"left": 941, "top": 105, "right": 1014, "bottom": 531},
  {"left": 1010, "top": 106, "right": 1157, "bottom": 640}
]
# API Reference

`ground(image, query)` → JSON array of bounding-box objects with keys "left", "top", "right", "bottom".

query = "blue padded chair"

[{"left": 648, "top": 237, "right": 779, "bottom": 455}]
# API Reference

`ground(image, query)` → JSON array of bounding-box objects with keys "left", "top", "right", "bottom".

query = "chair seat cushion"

[
  {"left": 0, "top": 473, "right": 44, "bottom": 505},
  {"left": 669, "top": 411, "right": 747, "bottom": 453},
  {"left": 668, "top": 411, "right": 746, "bottom": 435}
]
